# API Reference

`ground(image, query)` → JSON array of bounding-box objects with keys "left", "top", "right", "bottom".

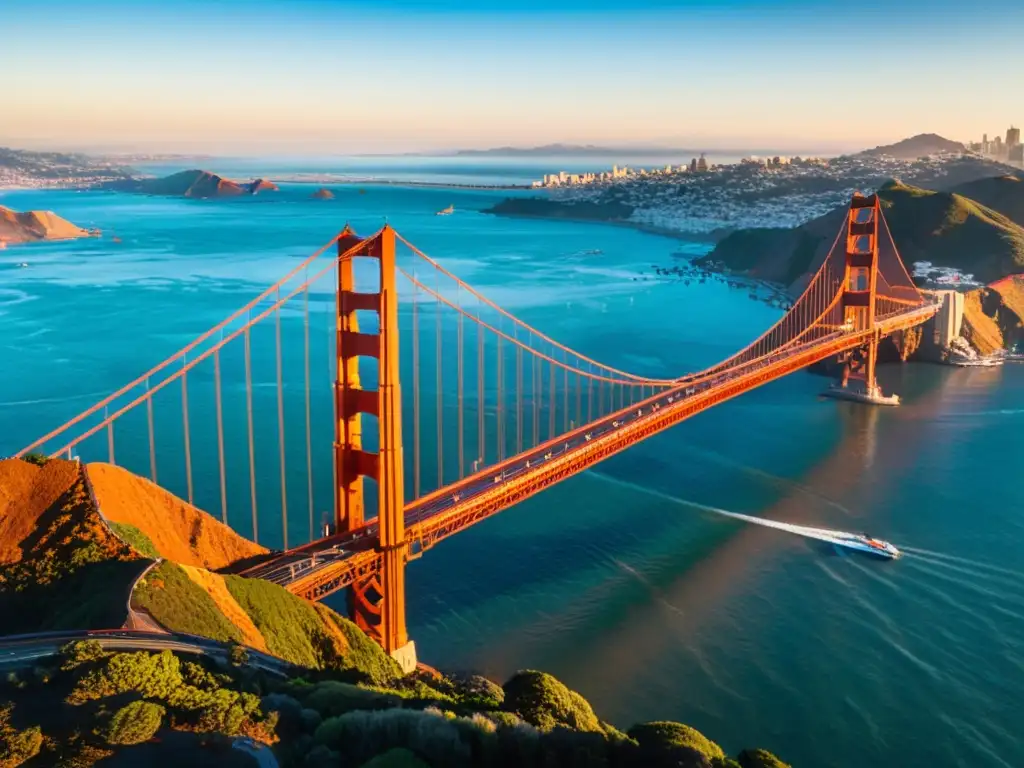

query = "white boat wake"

[{"left": 591, "top": 471, "right": 900, "bottom": 558}]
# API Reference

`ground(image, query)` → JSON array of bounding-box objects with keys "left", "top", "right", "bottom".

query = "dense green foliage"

[
  {"left": 18, "top": 452, "right": 50, "bottom": 467},
  {"left": 0, "top": 703, "right": 42, "bottom": 767},
  {"left": 320, "top": 605, "right": 403, "bottom": 685},
  {"left": 104, "top": 700, "right": 165, "bottom": 745},
  {"left": 108, "top": 522, "right": 161, "bottom": 559},
  {"left": 133, "top": 561, "right": 244, "bottom": 644},
  {"left": 501, "top": 670, "right": 602, "bottom": 733},
  {"left": 222, "top": 575, "right": 401, "bottom": 684},
  {"left": 628, "top": 721, "right": 726, "bottom": 766}
]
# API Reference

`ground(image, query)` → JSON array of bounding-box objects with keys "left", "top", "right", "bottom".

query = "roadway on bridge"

[{"left": 244, "top": 309, "right": 934, "bottom": 591}]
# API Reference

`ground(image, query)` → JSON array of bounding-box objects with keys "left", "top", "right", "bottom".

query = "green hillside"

[
  {"left": 701, "top": 178, "right": 1024, "bottom": 287},
  {"left": 947, "top": 173, "right": 1024, "bottom": 226}
]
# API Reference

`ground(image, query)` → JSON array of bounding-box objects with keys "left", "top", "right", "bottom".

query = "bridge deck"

[{"left": 244, "top": 303, "right": 937, "bottom": 601}]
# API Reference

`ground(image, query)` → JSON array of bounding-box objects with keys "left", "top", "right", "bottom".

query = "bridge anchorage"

[{"left": 17, "top": 194, "right": 938, "bottom": 670}]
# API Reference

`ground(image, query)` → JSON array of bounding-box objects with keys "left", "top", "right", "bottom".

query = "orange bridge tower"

[
  {"left": 333, "top": 224, "right": 416, "bottom": 672},
  {"left": 835, "top": 193, "right": 892, "bottom": 404}
]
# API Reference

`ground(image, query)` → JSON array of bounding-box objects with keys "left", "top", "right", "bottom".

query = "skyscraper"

[
  {"left": 689, "top": 158, "right": 697, "bottom": 172},
  {"left": 697, "top": 153, "right": 708, "bottom": 172},
  {"left": 1007, "top": 126, "right": 1021, "bottom": 149}
]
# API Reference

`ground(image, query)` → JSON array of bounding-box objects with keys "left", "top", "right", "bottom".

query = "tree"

[
  {"left": 19, "top": 452, "right": 50, "bottom": 467},
  {"left": 229, "top": 643, "right": 250, "bottom": 668},
  {"left": 627, "top": 721, "right": 725, "bottom": 768},
  {"left": 0, "top": 703, "right": 43, "bottom": 768},
  {"left": 501, "top": 670, "right": 602, "bottom": 733},
  {"left": 104, "top": 700, "right": 165, "bottom": 745}
]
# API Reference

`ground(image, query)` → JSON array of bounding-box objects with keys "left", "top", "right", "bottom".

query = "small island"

[
  {"left": 311, "top": 187, "right": 335, "bottom": 200},
  {"left": 0, "top": 205, "right": 97, "bottom": 247},
  {"left": 107, "top": 169, "right": 279, "bottom": 198}
]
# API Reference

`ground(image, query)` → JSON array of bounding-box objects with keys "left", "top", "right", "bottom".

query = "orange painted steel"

[{"left": 286, "top": 303, "right": 938, "bottom": 602}]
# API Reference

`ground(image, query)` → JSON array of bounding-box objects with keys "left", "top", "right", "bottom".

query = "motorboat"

[
  {"left": 830, "top": 533, "right": 901, "bottom": 560},
  {"left": 436, "top": 204, "right": 454, "bottom": 216}
]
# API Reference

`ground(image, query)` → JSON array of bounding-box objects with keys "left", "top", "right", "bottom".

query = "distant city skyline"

[{"left": 3, "top": 0, "right": 1023, "bottom": 155}]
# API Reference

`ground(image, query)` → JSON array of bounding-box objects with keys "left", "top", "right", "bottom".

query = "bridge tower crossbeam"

[
  {"left": 837, "top": 193, "right": 886, "bottom": 400},
  {"left": 332, "top": 225, "right": 416, "bottom": 672}
]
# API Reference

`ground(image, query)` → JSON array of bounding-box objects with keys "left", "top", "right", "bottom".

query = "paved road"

[{"left": 0, "top": 629, "right": 294, "bottom": 677}]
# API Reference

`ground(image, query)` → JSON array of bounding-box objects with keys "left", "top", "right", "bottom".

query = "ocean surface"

[{"left": 2, "top": 169, "right": 1022, "bottom": 768}]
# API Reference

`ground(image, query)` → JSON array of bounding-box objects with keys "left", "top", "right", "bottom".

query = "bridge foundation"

[{"left": 390, "top": 640, "right": 418, "bottom": 674}]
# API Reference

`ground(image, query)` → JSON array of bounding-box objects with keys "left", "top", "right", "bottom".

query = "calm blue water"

[{"left": 1, "top": 176, "right": 1022, "bottom": 768}]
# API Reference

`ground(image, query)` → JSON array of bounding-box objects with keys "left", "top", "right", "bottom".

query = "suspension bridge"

[{"left": 17, "top": 192, "right": 940, "bottom": 671}]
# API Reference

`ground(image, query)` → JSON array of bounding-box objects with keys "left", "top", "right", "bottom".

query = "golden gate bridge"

[{"left": 16, "top": 192, "right": 939, "bottom": 671}]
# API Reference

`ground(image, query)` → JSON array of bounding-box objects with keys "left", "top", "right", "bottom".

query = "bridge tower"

[
  {"left": 838, "top": 193, "right": 887, "bottom": 400},
  {"left": 333, "top": 225, "right": 416, "bottom": 672}
]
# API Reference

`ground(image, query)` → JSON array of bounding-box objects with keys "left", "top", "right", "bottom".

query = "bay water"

[{"left": 1, "top": 173, "right": 1021, "bottom": 767}]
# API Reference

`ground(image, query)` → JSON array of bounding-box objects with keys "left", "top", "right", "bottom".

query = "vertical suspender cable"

[
  {"left": 106, "top": 406, "right": 115, "bottom": 464},
  {"left": 477, "top": 301, "right": 485, "bottom": 467},
  {"left": 412, "top": 274, "right": 420, "bottom": 498},
  {"left": 548, "top": 359, "right": 556, "bottom": 439},
  {"left": 436, "top": 271, "right": 444, "bottom": 487},
  {"left": 562, "top": 353, "right": 569, "bottom": 434},
  {"left": 181, "top": 357, "right": 194, "bottom": 506},
  {"left": 146, "top": 378, "right": 157, "bottom": 483},
  {"left": 214, "top": 347, "right": 228, "bottom": 524},
  {"left": 330, "top": 264, "right": 338, "bottom": 532},
  {"left": 457, "top": 284, "right": 464, "bottom": 479},
  {"left": 276, "top": 288, "right": 289, "bottom": 550},
  {"left": 516, "top": 346, "right": 523, "bottom": 454},
  {"left": 496, "top": 335, "right": 504, "bottom": 461},
  {"left": 244, "top": 321, "right": 258, "bottom": 544},
  {"left": 303, "top": 282, "right": 313, "bottom": 543},
  {"left": 532, "top": 341, "right": 539, "bottom": 448}
]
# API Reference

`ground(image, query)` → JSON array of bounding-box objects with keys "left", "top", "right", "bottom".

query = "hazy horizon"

[{"left": 3, "top": 0, "right": 1022, "bottom": 155}]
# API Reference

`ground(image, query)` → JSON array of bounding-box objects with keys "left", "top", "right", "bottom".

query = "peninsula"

[{"left": 0, "top": 205, "right": 96, "bottom": 246}]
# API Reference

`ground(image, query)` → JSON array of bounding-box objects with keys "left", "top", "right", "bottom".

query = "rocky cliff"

[{"left": 0, "top": 205, "right": 94, "bottom": 245}]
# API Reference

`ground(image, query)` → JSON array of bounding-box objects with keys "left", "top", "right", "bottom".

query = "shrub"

[
  {"left": 501, "top": 670, "right": 602, "bottom": 733},
  {"left": 448, "top": 673, "right": 504, "bottom": 709},
  {"left": 19, "top": 452, "right": 50, "bottom": 467},
  {"left": 627, "top": 721, "right": 725, "bottom": 767},
  {"left": 69, "top": 650, "right": 183, "bottom": 704},
  {"left": 0, "top": 703, "right": 42, "bottom": 768},
  {"left": 107, "top": 522, "right": 161, "bottom": 559},
  {"left": 60, "top": 640, "right": 109, "bottom": 671},
  {"left": 104, "top": 700, "right": 165, "bottom": 745},
  {"left": 229, "top": 643, "right": 251, "bottom": 668},
  {"left": 315, "top": 707, "right": 474, "bottom": 766},
  {"left": 133, "top": 562, "right": 243, "bottom": 645},
  {"left": 302, "top": 681, "right": 402, "bottom": 718},
  {"left": 737, "top": 748, "right": 791, "bottom": 768}
]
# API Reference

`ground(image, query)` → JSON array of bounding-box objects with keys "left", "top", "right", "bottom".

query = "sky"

[{"left": 2, "top": 0, "right": 1022, "bottom": 155}]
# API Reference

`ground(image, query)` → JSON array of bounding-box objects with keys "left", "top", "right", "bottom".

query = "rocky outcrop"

[
  {"left": 0, "top": 205, "right": 95, "bottom": 245},
  {"left": 247, "top": 178, "right": 278, "bottom": 194},
  {"left": 311, "top": 187, "right": 335, "bottom": 200}
]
